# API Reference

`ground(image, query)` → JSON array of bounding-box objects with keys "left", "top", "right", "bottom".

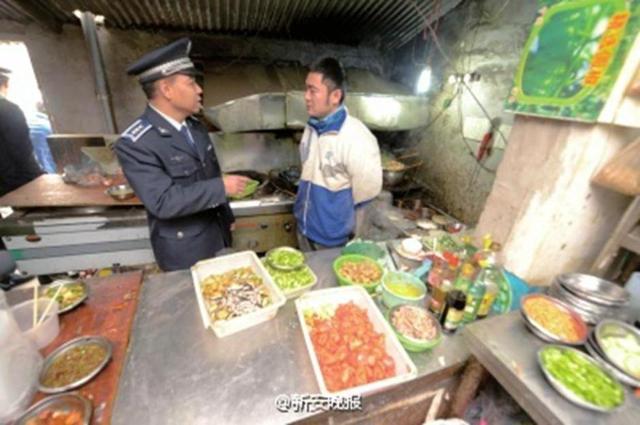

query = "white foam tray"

[
  {"left": 192, "top": 251, "right": 286, "bottom": 338},
  {"left": 295, "top": 285, "right": 418, "bottom": 396}
]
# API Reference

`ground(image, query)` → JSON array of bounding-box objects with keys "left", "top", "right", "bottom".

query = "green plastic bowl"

[
  {"left": 341, "top": 241, "right": 386, "bottom": 261},
  {"left": 387, "top": 304, "right": 442, "bottom": 352},
  {"left": 333, "top": 254, "right": 384, "bottom": 293},
  {"left": 381, "top": 271, "right": 426, "bottom": 309}
]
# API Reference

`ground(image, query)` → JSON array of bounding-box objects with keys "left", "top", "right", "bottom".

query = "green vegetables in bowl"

[
  {"left": 266, "top": 247, "right": 305, "bottom": 271},
  {"left": 228, "top": 178, "right": 259, "bottom": 200},
  {"left": 262, "top": 260, "right": 315, "bottom": 294},
  {"left": 539, "top": 346, "right": 624, "bottom": 411}
]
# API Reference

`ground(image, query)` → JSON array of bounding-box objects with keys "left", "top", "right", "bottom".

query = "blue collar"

[{"left": 308, "top": 105, "right": 347, "bottom": 136}]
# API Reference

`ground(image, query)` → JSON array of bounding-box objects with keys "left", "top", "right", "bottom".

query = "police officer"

[
  {"left": 0, "top": 66, "right": 44, "bottom": 197},
  {"left": 115, "top": 38, "right": 249, "bottom": 271}
]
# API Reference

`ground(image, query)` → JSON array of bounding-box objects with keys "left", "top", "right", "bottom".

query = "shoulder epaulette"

[{"left": 120, "top": 118, "right": 152, "bottom": 143}]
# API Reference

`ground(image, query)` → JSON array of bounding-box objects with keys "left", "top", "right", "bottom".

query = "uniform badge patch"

[{"left": 121, "top": 119, "right": 152, "bottom": 142}]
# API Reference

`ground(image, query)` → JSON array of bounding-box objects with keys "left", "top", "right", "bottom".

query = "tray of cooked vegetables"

[
  {"left": 40, "top": 280, "right": 88, "bottom": 314},
  {"left": 538, "top": 345, "right": 625, "bottom": 412},
  {"left": 521, "top": 294, "right": 588, "bottom": 345},
  {"left": 595, "top": 320, "right": 640, "bottom": 383},
  {"left": 192, "top": 251, "right": 286, "bottom": 337},
  {"left": 38, "top": 336, "right": 112, "bottom": 394}
]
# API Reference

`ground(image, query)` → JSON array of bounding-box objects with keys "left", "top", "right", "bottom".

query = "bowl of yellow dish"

[{"left": 381, "top": 271, "right": 427, "bottom": 309}]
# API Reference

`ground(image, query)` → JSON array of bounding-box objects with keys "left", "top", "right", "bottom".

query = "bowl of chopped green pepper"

[
  {"left": 538, "top": 345, "right": 625, "bottom": 412},
  {"left": 262, "top": 259, "right": 317, "bottom": 299},
  {"left": 265, "top": 247, "right": 305, "bottom": 271}
]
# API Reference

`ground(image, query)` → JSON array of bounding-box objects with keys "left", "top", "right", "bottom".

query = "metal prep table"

[
  {"left": 0, "top": 176, "right": 296, "bottom": 275},
  {"left": 464, "top": 311, "right": 640, "bottom": 425},
  {"left": 112, "top": 248, "right": 470, "bottom": 425}
]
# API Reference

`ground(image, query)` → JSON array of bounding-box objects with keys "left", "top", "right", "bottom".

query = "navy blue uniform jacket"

[
  {"left": 0, "top": 98, "right": 43, "bottom": 196},
  {"left": 115, "top": 106, "right": 233, "bottom": 271}
]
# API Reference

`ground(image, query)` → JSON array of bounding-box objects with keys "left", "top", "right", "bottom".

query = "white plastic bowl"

[
  {"left": 11, "top": 298, "right": 60, "bottom": 349},
  {"left": 401, "top": 238, "right": 423, "bottom": 255}
]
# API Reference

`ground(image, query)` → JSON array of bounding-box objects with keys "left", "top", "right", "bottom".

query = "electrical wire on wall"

[{"left": 407, "top": 0, "right": 513, "bottom": 183}]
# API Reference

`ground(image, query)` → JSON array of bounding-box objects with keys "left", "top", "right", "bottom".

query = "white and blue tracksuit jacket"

[{"left": 294, "top": 107, "right": 382, "bottom": 247}]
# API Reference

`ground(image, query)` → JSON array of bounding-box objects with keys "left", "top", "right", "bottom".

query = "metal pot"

[
  {"left": 382, "top": 160, "right": 422, "bottom": 187},
  {"left": 383, "top": 169, "right": 406, "bottom": 187}
]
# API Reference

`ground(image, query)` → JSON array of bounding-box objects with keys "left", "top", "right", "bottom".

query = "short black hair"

[
  {"left": 309, "top": 57, "right": 346, "bottom": 103},
  {"left": 141, "top": 80, "right": 157, "bottom": 100}
]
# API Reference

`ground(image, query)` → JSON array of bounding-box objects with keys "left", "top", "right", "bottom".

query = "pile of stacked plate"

[
  {"left": 585, "top": 320, "right": 640, "bottom": 388},
  {"left": 548, "top": 273, "right": 630, "bottom": 324}
]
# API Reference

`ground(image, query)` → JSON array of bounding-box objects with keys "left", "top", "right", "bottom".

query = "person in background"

[
  {"left": 0, "top": 66, "right": 43, "bottom": 197},
  {"left": 115, "top": 38, "right": 249, "bottom": 271},
  {"left": 27, "top": 101, "right": 56, "bottom": 173},
  {"left": 0, "top": 67, "right": 40, "bottom": 286},
  {"left": 294, "top": 57, "right": 382, "bottom": 251}
]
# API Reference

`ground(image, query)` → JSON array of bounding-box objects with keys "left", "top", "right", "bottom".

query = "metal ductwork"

[{"left": 202, "top": 64, "right": 429, "bottom": 132}]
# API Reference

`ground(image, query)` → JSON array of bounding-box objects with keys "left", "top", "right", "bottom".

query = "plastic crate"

[
  {"left": 295, "top": 286, "right": 417, "bottom": 396},
  {"left": 191, "top": 251, "right": 286, "bottom": 337}
]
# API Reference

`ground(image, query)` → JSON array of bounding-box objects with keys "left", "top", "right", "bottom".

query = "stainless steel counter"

[
  {"left": 464, "top": 311, "right": 640, "bottom": 425},
  {"left": 112, "top": 248, "right": 469, "bottom": 425}
]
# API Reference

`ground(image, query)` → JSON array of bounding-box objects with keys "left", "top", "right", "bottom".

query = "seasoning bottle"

[
  {"left": 477, "top": 257, "right": 501, "bottom": 319},
  {"left": 440, "top": 289, "right": 466, "bottom": 334},
  {"left": 454, "top": 263, "right": 476, "bottom": 293},
  {"left": 428, "top": 253, "right": 458, "bottom": 318},
  {"left": 462, "top": 259, "right": 488, "bottom": 324},
  {"left": 429, "top": 279, "right": 452, "bottom": 319}
]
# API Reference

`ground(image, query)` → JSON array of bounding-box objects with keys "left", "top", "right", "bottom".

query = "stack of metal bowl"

[
  {"left": 548, "top": 273, "right": 630, "bottom": 325},
  {"left": 585, "top": 319, "right": 640, "bottom": 388}
]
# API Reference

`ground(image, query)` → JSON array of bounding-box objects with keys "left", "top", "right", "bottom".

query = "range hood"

[{"left": 202, "top": 64, "right": 429, "bottom": 132}]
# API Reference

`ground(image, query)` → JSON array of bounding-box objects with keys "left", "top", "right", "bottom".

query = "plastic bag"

[{"left": 0, "top": 292, "right": 43, "bottom": 422}]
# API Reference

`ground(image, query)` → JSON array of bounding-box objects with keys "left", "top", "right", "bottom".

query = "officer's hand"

[{"left": 223, "top": 175, "right": 250, "bottom": 196}]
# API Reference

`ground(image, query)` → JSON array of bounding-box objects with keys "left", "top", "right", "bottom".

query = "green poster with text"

[{"left": 505, "top": 0, "right": 640, "bottom": 121}]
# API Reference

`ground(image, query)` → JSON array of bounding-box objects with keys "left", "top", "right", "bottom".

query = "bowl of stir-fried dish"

[{"left": 521, "top": 294, "right": 588, "bottom": 345}]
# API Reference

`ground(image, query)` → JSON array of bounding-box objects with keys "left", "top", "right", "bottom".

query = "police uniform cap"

[{"left": 127, "top": 37, "right": 200, "bottom": 84}]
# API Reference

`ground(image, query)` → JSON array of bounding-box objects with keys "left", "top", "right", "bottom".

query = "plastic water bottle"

[{"left": 0, "top": 291, "right": 43, "bottom": 422}]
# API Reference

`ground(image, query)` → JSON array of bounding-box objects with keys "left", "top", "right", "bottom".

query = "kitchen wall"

[
  {"left": 390, "top": 0, "right": 538, "bottom": 224},
  {"left": 1, "top": 20, "right": 107, "bottom": 134},
  {"left": 0, "top": 20, "right": 385, "bottom": 134}
]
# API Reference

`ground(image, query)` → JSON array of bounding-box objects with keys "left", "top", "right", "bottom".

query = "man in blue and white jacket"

[{"left": 295, "top": 58, "right": 382, "bottom": 251}]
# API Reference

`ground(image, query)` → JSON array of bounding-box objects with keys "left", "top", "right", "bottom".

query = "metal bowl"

[
  {"left": 15, "top": 393, "right": 92, "bottom": 425},
  {"left": 105, "top": 184, "right": 135, "bottom": 201},
  {"left": 39, "top": 336, "right": 112, "bottom": 394},
  {"left": 537, "top": 345, "right": 625, "bottom": 412},
  {"left": 595, "top": 320, "right": 640, "bottom": 381},
  {"left": 585, "top": 333, "right": 640, "bottom": 388},
  {"left": 555, "top": 273, "right": 630, "bottom": 306},
  {"left": 265, "top": 246, "right": 305, "bottom": 271},
  {"left": 41, "top": 280, "right": 88, "bottom": 314},
  {"left": 521, "top": 294, "right": 588, "bottom": 346},
  {"left": 548, "top": 282, "right": 625, "bottom": 325}
]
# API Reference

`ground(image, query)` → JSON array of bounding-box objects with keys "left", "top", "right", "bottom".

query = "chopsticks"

[
  {"left": 35, "top": 284, "right": 63, "bottom": 327},
  {"left": 32, "top": 285, "right": 38, "bottom": 328}
]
